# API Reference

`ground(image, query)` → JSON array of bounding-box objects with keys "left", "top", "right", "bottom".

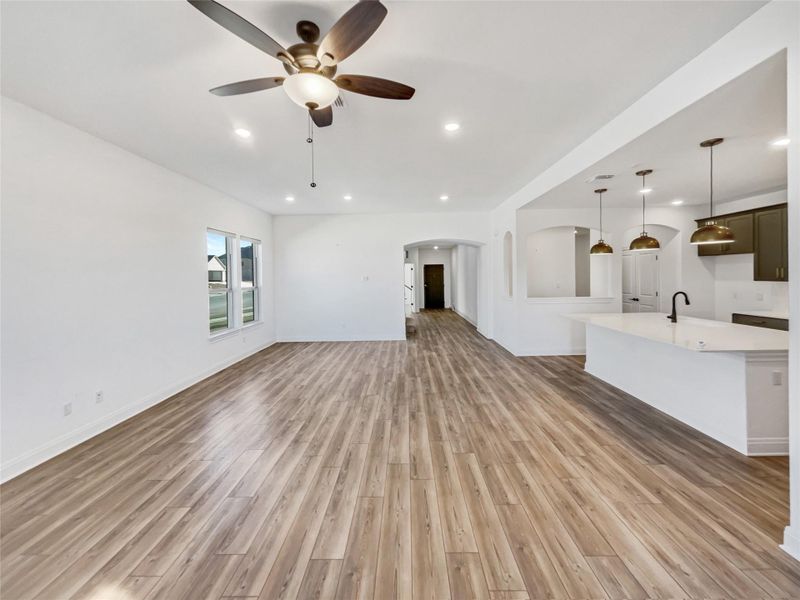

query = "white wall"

[
  {"left": 0, "top": 98, "right": 276, "bottom": 482},
  {"left": 418, "top": 248, "right": 451, "bottom": 309},
  {"left": 273, "top": 213, "right": 490, "bottom": 341},
  {"left": 452, "top": 244, "right": 479, "bottom": 325},
  {"left": 526, "top": 227, "right": 576, "bottom": 297}
]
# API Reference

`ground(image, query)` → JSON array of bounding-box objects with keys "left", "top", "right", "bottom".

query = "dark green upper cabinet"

[
  {"left": 695, "top": 203, "right": 786, "bottom": 282},
  {"left": 721, "top": 212, "right": 754, "bottom": 254},
  {"left": 754, "top": 205, "right": 788, "bottom": 281}
]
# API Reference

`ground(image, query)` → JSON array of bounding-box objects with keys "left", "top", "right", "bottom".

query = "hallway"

[{"left": 1, "top": 310, "right": 797, "bottom": 599}]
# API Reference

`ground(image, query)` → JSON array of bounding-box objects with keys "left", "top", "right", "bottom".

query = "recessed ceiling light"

[
  {"left": 671, "top": 199, "right": 684, "bottom": 206},
  {"left": 439, "top": 195, "right": 449, "bottom": 201},
  {"left": 433, "top": 245, "right": 439, "bottom": 250},
  {"left": 640, "top": 188, "right": 652, "bottom": 194},
  {"left": 285, "top": 196, "right": 295, "bottom": 202},
  {"left": 444, "top": 122, "right": 460, "bottom": 132},
  {"left": 234, "top": 128, "right": 251, "bottom": 138},
  {"left": 771, "top": 137, "right": 790, "bottom": 147},
  {"left": 343, "top": 194, "right": 353, "bottom": 201}
]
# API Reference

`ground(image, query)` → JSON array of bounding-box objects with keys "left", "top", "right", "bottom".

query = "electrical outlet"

[
  {"left": 772, "top": 371, "right": 783, "bottom": 386},
  {"left": 95, "top": 390, "right": 104, "bottom": 403},
  {"left": 63, "top": 402, "right": 72, "bottom": 416}
]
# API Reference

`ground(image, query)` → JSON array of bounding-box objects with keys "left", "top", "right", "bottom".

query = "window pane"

[
  {"left": 240, "top": 239, "right": 255, "bottom": 289},
  {"left": 209, "top": 292, "right": 229, "bottom": 332},
  {"left": 207, "top": 231, "right": 228, "bottom": 290},
  {"left": 242, "top": 289, "right": 255, "bottom": 323}
]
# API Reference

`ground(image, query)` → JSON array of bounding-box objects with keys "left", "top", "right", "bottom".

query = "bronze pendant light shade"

[
  {"left": 629, "top": 169, "right": 660, "bottom": 251},
  {"left": 590, "top": 188, "right": 613, "bottom": 254},
  {"left": 690, "top": 138, "right": 735, "bottom": 245}
]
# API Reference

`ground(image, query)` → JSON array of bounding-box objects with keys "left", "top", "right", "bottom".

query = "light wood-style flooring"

[{"left": 1, "top": 309, "right": 798, "bottom": 599}]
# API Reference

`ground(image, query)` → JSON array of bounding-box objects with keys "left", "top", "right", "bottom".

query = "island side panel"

[
  {"left": 745, "top": 352, "right": 790, "bottom": 455},
  {"left": 584, "top": 323, "right": 749, "bottom": 455}
]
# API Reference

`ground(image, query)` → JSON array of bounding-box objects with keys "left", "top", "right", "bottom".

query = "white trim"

[
  {"left": 747, "top": 437, "right": 789, "bottom": 456},
  {"left": 0, "top": 338, "right": 276, "bottom": 483},
  {"left": 526, "top": 296, "right": 614, "bottom": 305},
  {"left": 454, "top": 306, "right": 477, "bottom": 326},
  {"left": 278, "top": 334, "right": 406, "bottom": 342},
  {"left": 782, "top": 526, "right": 800, "bottom": 562}
]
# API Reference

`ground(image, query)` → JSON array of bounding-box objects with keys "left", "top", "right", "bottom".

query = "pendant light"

[
  {"left": 690, "top": 138, "right": 734, "bottom": 245},
  {"left": 629, "top": 169, "right": 660, "bottom": 251},
  {"left": 590, "top": 188, "right": 613, "bottom": 254}
]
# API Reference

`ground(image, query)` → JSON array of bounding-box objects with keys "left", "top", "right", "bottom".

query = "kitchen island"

[{"left": 569, "top": 312, "right": 789, "bottom": 456}]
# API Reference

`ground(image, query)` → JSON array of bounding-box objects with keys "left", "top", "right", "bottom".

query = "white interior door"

[
  {"left": 621, "top": 251, "right": 660, "bottom": 313},
  {"left": 637, "top": 253, "right": 660, "bottom": 312},
  {"left": 622, "top": 254, "right": 637, "bottom": 313}
]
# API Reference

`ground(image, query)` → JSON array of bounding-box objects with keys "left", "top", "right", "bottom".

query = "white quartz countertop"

[
  {"left": 568, "top": 312, "right": 789, "bottom": 352},
  {"left": 732, "top": 309, "right": 790, "bottom": 320}
]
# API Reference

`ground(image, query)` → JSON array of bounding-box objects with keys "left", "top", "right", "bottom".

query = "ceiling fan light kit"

[
  {"left": 690, "top": 137, "right": 735, "bottom": 245},
  {"left": 188, "top": 0, "right": 415, "bottom": 130},
  {"left": 283, "top": 72, "right": 340, "bottom": 110}
]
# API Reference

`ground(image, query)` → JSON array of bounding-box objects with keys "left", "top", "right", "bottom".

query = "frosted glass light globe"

[{"left": 283, "top": 72, "right": 339, "bottom": 109}]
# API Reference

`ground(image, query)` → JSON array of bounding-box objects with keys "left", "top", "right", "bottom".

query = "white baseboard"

[
  {"left": 747, "top": 436, "right": 789, "bottom": 456},
  {"left": 453, "top": 307, "right": 477, "bottom": 326},
  {"left": 0, "top": 339, "right": 276, "bottom": 484},
  {"left": 277, "top": 334, "right": 405, "bottom": 342},
  {"left": 782, "top": 525, "right": 800, "bottom": 562},
  {"left": 517, "top": 346, "right": 586, "bottom": 357}
]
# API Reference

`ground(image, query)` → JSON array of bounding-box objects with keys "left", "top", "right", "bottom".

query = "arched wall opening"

[{"left": 403, "top": 239, "right": 484, "bottom": 336}]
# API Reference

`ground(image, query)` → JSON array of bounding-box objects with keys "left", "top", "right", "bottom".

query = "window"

[
  {"left": 207, "top": 230, "right": 261, "bottom": 335},
  {"left": 207, "top": 230, "right": 232, "bottom": 333},
  {"left": 240, "top": 237, "right": 259, "bottom": 324}
]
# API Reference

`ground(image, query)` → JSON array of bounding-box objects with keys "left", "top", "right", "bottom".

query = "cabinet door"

[
  {"left": 697, "top": 219, "right": 723, "bottom": 256},
  {"left": 754, "top": 208, "right": 785, "bottom": 281},
  {"left": 720, "top": 213, "right": 754, "bottom": 254}
]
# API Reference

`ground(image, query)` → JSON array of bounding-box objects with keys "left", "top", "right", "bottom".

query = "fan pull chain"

[{"left": 307, "top": 114, "right": 317, "bottom": 188}]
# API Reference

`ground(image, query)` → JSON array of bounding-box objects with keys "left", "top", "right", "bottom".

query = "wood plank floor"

[{"left": 2, "top": 309, "right": 798, "bottom": 599}]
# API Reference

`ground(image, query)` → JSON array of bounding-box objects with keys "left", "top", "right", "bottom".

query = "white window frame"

[
  {"left": 207, "top": 229, "right": 261, "bottom": 339},
  {"left": 239, "top": 236, "right": 261, "bottom": 327}
]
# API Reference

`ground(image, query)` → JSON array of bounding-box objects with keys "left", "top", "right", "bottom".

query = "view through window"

[{"left": 207, "top": 230, "right": 261, "bottom": 334}]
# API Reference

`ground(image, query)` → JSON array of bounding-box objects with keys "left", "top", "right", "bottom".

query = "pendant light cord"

[
  {"left": 599, "top": 191, "right": 603, "bottom": 238},
  {"left": 641, "top": 173, "right": 646, "bottom": 234},
  {"left": 709, "top": 144, "right": 714, "bottom": 218}
]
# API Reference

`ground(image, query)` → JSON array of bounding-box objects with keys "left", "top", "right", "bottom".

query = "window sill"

[
  {"left": 209, "top": 328, "right": 239, "bottom": 342},
  {"left": 209, "top": 320, "right": 263, "bottom": 342}
]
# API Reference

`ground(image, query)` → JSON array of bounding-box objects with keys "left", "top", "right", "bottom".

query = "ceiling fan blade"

[
  {"left": 187, "top": 0, "right": 295, "bottom": 67},
  {"left": 209, "top": 77, "right": 284, "bottom": 96},
  {"left": 317, "top": 1, "right": 387, "bottom": 67},
  {"left": 335, "top": 75, "right": 414, "bottom": 100},
  {"left": 310, "top": 106, "right": 333, "bottom": 127}
]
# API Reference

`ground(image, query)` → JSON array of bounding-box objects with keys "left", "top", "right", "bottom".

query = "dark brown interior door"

[{"left": 423, "top": 264, "right": 445, "bottom": 309}]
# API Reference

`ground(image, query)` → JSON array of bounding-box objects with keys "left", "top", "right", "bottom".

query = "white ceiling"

[
  {"left": 526, "top": 51, "right": 787, "bottom": 210},
  {"left": 1, "top": 1, "right": 765, "bottom": 215}
]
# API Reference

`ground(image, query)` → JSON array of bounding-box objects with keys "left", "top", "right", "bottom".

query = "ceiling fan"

[{"left": 188, "top": 0, "right": 415, "bottom": 127}]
